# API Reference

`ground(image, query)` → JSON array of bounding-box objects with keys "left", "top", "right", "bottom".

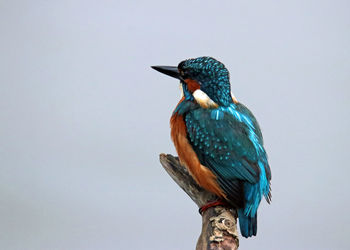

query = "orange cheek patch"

[{"left": 184, "top": 79, "right": 200, "bottom": 93}]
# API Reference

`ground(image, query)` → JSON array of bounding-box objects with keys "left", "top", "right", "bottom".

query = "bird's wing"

[{"left": 185, "top": 104, "right": 269, "bottom": 206}]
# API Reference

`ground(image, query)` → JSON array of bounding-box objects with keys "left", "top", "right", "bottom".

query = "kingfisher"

[{"left": 152, "top": 57, "right": 271, "bottom": 238}]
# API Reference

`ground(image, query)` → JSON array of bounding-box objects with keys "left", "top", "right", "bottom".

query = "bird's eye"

[{"left": 180, "top": 70, "right": 185, "bottom": 77}]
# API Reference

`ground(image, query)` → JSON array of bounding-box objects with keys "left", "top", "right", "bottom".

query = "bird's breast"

[{"left": 170, "top": 101, "right": 226, "bottom": 199}]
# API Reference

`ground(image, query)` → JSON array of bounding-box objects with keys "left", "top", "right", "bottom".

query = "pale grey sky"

[{"left": 1, "top": 0, "right": 349, "bottom": 249}]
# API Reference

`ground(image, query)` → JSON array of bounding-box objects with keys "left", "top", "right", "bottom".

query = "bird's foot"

[{"left": 199, "top": 200, "right": 229, "bottom": 215}]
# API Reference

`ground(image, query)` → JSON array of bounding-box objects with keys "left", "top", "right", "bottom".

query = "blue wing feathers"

[{"left": 183, "top": 102, "right": 271, "bottom": 237}]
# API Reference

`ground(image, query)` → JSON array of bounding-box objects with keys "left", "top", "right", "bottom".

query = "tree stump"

[{"left": 159, "top": 154, "right": 239, "bottom": 250}]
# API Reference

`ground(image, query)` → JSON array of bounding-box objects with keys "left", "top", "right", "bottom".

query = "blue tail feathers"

[
  {"left": 236, "top": 160, "right": 269, "bottom": 238},
  {"left": 238, "top": 209, "right": 257, "bottom": 238}
]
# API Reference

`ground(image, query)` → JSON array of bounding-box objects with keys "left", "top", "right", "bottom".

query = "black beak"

[{"left": 151, "top": 66, "right": 182, "bottom": 80}]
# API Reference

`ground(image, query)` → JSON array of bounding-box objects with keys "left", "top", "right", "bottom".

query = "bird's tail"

[{"left": 238, "top": 209, "right": 257, "bottom": 238}]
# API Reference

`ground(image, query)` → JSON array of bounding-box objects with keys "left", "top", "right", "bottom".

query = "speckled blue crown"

[{"left": 178, "top": 57, "right": 232, "bottom": 106}]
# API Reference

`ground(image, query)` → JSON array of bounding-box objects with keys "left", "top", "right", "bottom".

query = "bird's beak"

[{"left": 151, "top": 66, "right": 182, "bottom": 80}]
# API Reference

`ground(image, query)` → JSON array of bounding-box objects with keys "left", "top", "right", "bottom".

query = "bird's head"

[{"left": 152, "top": 57, "right": 234, "bottom": 107}]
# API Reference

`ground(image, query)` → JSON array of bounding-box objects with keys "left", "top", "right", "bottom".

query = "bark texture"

[{"left": 159, "top": 154, "right": 239, "bottom": 250}]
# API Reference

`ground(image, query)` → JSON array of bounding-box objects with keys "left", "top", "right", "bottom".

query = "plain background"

[{"left": 1, "top": 1, "right": 349, "bottom": 249}]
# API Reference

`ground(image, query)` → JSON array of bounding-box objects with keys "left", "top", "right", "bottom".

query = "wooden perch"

[{"left": 159, "top": 154, "right": 239, "bottom": 250}]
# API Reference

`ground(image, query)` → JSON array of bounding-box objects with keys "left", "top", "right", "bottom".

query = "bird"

[{"left": 151, "top": 56, "right": 271, "bottom": 238}]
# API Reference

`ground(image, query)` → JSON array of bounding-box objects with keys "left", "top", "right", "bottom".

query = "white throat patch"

[
  {"left": 193, "top": 89, "right": 219, "bottom": 109},
  {"left": 180, "top": 83, "right": 184, "bottom": 99},
  {"left": 180, "top": 85, "right": 238, "bottom": 108}
]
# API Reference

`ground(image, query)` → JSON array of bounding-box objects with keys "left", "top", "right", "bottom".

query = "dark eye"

[{"left": 179, "top": 70, "right": 191, "bottom": 80}]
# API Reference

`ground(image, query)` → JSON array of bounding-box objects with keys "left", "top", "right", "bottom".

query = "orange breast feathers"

[{"left": 170, "top": 105, "right": 226, "bottom": 199}]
